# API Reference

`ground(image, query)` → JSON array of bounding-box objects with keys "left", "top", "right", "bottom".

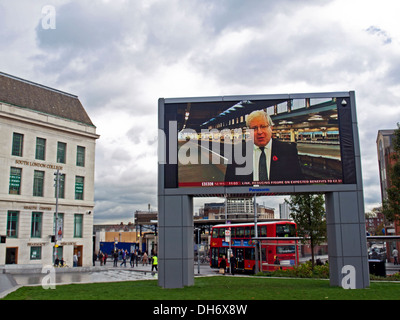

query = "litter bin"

[{"left": 368, "top": 259, "right": 386, "bottom": 277}]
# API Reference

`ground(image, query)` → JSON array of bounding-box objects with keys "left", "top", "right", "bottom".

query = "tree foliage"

[
  {"left": 382, "top": 123, "right": 400, "bottom": 222},
  {"left": 285, "top": 194, "right": 326, "bottom": 268}
]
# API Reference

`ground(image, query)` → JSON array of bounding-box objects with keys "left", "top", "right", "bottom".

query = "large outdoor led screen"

[{"left": 162, "top": 94, "right": 357, "bottom": 189}]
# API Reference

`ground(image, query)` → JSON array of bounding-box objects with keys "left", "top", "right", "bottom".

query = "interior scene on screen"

[{"left": 175, "top": 98, "right": 342, "bottom": 187}]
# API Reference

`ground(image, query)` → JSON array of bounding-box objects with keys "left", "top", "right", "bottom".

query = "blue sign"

[
  {"left": 222, "top": 240, "right": 253, "bottom": 247},
  {"left": 248, "top": 187, "right": 270, "bottom": 192}
]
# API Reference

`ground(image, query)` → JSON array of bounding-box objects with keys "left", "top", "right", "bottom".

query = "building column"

[{"left": 158, "top": 195, "right": 194, "bottom": 288}]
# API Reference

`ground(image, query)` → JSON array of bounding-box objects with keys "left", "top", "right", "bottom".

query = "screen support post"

[
  {"left": 158, "top": 194, "right": 194, "bottom": 289},
  {"left": 325, "top": 191, "right": 370, "bottom": 289}
]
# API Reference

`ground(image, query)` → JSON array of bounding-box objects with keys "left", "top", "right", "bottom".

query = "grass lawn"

[{"left": 2, "top": 276, "right": 400, "bottom": 300}]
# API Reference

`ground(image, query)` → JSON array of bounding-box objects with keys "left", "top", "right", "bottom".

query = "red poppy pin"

[{"left": 273, "top": 155, "right": 278, "bottom": 161}]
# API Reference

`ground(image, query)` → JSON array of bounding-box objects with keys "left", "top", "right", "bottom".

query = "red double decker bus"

[{"left": 210, "top": 221, "right": 299, "bottom": 273}]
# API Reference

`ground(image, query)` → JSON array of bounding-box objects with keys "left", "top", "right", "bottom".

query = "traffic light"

[
  {"left": 51, "top": 235, "right": 56, "bottom": 242},
  {"left": 194, "top": 229, "right": 200, "bottom": 244}
]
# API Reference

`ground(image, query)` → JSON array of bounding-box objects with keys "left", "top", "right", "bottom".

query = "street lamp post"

[
  {"left": 195, "top": 228, "right": 201, "bottom": 274},
  {"left": 53, "top": 169, "right": 62, "bottom": 263},
  {"left": 54, "top": 169, "right": 61, "bottom": 237},
  {"left": 253, "top": 187, "right": 259, "bottom": 274},
  {"left": 224, "top": 194, "right": 232, "bottom": 274}
]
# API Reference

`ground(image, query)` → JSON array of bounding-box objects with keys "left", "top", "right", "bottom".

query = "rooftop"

[{"left": 0, "top": 72, "right": 94, "bottom": 127}]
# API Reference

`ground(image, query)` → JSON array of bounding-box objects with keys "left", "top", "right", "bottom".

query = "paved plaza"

[{"left": 0, "top": 262, "right": 216, "bottom": 298}]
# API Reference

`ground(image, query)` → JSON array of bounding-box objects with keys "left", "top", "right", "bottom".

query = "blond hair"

[{"left": 246, "top": 110, "right": 274, "bottom": 127}]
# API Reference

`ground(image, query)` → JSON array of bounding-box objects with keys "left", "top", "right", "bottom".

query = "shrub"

[
  {"left": 370, "top": 272, "right": 400, "bottom": 281},
  {"left": 257, "top": 261, "right": 330, "bottom": 279},
  {"left": 258, "top": 261, "right": 400, "bottom": 281}
]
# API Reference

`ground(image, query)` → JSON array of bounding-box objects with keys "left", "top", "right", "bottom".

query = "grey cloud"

[
  {"left": 111, "top": 148, "right": 132, "bottom": 162},
  {"left": 191, "top": 18, "right": 387, "bottom": 89},
  {"left": 366, "top": 26, "right": 392, "bottom": 45},
  {"left": 195, "top": 0, "right": 333, "bottom": 34},
  {"left": 94, "top": 175, "right": 157, "bottom": 223},
  {"left": 36, "top": 2, "right": 130, "bottom": 50}
]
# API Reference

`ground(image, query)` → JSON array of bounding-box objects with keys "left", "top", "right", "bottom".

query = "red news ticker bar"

[{"left": 178, "top": 179, "right": 343, "bottom": 188}]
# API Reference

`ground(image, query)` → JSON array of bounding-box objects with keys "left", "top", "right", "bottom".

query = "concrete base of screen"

[
  {"left": 326, "top": 191, "right": 370, "bottom": 289},
  {"left": 158, "top": 195, "right": 194, "bottom": 289}
]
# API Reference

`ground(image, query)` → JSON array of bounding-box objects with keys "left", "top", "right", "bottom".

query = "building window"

[
  {"left": 75, "top": 176, "right": 84, "bottom": 200},
  {"left": 55, "top": 174, "right": 65, "bottom": 199},
  {"left": 76, "top": 146, "right": 85, "bottom": 167},
  {"left": 7, "top": 211, "right": 19, "bottom": 238},
  {"left": 30, "top": 247, "right": 42, "bottom": 260},
  {"left": 9, "top": 167, "right": 22, "bottom": 195},
  {"left": 33, "top": 170, "right": 45, "bottom": 197},
  {"left": 57, "top": 142, "right": 67, "bottom": 163},
  {"left": 31, "top": 212, "right": 42, "bottom": 238},
  {"left": 35, "top": 138, "right": 46, "bottom": 160},
  {"left": 11, "top": 133, "right": 23, "bottom": 156},
  {"left": 74, "top": 214, "right": 83, "bottom": 238}
]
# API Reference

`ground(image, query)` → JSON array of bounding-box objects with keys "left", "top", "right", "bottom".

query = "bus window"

[
  {"left": 245, "top": 227, "right": 251, "bottom": 238},
  {"left": 219, "top": 228, "right": 226, "bottom": 238},
  {"left": 211, "top": 247, "right": 219, "bottom": 267},
  {"left": 261, "top": 248, "right": 266, "bottom": 261},
  {"left": 212, "top": 228, "right": 218, "bottom": 238},
  {"left": 276, "top": 224, "right": 296, "bottom": 237},
  {"left": 236, "top": 248, "right": 245, "bottom": 269},
  {"left": 236, "top": 227, "right": 244, "bottom": 238},
  {"left": 277, "top": 245, "right": 295, "bottom": 254},
  {"left": 259, "top": 226, "right": 267, "bottom": 237},
  {"left": 245, "top": 248, "right": 255, "bottom": 260},
  {"left": 219, "top": 247, "right": 227, "bottom": 258}
]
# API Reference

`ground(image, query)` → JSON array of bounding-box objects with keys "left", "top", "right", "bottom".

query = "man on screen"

[{"left": 225, "top": 110, "right": 303, "bottom": 182}]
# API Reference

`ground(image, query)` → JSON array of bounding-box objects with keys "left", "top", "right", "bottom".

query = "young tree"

[
  {"left": 382, "top": 123, "right": 400, "bottom": 223},
  {"left": 285, "top": 194, "right": 326, "bottom": 269}
]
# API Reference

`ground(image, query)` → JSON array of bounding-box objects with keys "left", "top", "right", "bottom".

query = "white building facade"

[{"left": 0, "top": 72, "right": 99, "bottom": 267}]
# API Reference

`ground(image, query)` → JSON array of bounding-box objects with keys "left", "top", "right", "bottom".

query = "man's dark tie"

[{"left": 259, "top": 147, "right": 268, "bottom": 181}]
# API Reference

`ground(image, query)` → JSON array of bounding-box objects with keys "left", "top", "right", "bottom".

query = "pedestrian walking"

[
  {"left": 120, "top": 249, "right": 127, "bottom": 267},
  {"left": 393, "top": 248, "right": 398, "bottom": 265},
  {"left": 135, "top": 250, "right": 139, "bottom": 266},
  {"left": 152, "top": 254, "right": 158, "bottom": 272},
  {"left": 98, "top": 251, "right": 104, "bottom": 266},
  {"left": 130, "top": 251, "right": 136, "bottom": 267},
  {"left": 219, "top": 255, "right": 227, "bottom": 275},
  {"left": 229, "top": 253, "right": 236, "bottom": 275},
  {"left": 73, "top": 253, "right": 78, "bottom": 267},
  {"left": 113, "top": 250, "right": 118, "bottom": 267},
  {"left": 142, "top": 252, "right": 148, "bottom": 266}
]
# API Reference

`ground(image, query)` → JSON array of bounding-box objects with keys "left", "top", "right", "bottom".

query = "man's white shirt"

[{"left": 252, "top": 139, "right": 272, "bottom": 181}]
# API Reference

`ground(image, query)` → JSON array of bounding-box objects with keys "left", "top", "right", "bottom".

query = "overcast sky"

[{"left": 1, "top": 0, "right": 399, "bottom": 223}]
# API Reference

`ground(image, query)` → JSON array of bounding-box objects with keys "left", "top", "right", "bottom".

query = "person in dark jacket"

[
  {"left": 219, "top": 255, "right": 227, "bottom": 275},
  {"left": 225, "top": 110, "right": 303, "bottom": 182},
  {"left": 229, "top": 253, "right": 237, "bottom": 275}
]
